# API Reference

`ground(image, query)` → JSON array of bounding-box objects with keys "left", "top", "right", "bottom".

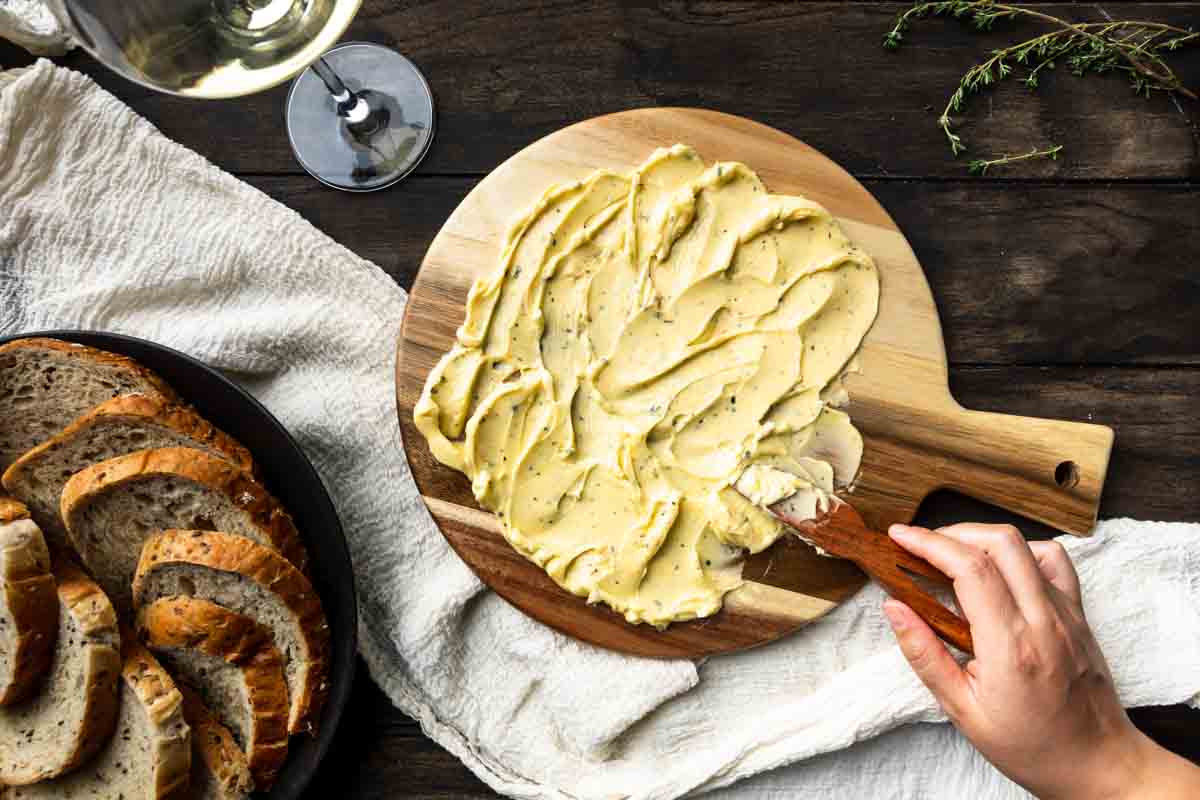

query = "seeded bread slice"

[
  {"left": 0, "top": 560, "right": 120, "bottom": 785},
  {"left": 134, "top": 530, "right": 330, "bottom": 734},
  {"left": 3, "top": 394, "right": 254, "bottom": 552},
  {"left": 61, "top": 447, "right": 308, "bottom": 613},
  {"left": 4, "top": 634, "right": 192, "bottom": 800},
  {"left": 179, "top": 683, "right": 255, "bottom": 800},
  {"left": 137, "top": 595, "right": 289, "bottom": 790},
  {"left": 0, "top": 338, "right": 177, "bottom": 472},
  {"left": 0, "top": 500, "right": 58, "bottom": 706}
]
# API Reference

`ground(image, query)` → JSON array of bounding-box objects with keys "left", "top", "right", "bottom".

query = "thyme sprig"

[
  {"left": 967, "top": 145, "right": 1063, "bottom": 175},
  {"left": 885, "top": 0, "right": 1198, "bottom": 169}
]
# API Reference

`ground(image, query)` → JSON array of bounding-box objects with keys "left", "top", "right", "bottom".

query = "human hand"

[{"left": 884, "top": 523, "right": 1200, "bottom": 800}]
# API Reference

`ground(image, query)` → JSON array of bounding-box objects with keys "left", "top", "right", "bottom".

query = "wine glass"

[{"left": 44, "top": 0, "right": 435, "bottom": 191}]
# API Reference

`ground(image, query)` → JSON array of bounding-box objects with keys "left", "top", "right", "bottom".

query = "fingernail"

[
  {"left": 889, "top": 524, "right": 914, "bottom": 540},
  {"left": 883, "top": 600, "right": 908, "bottom": 630}
]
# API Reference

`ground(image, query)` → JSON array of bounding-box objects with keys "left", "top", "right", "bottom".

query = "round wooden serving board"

[{"left": 396, "top": 108, "right": 1114, "bottom": 659}]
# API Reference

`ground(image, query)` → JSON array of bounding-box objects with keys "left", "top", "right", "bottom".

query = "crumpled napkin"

[
  {"left": 2, "top": 60, "right": 1198, "bottom": 800},
  {"left": 0, "top": 0, "right": 72, "bottom": 55}
]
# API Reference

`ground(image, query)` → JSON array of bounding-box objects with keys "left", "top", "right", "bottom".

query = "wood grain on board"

[
  {"left": 3, "top": 2, "right": 1196, "bottom": 180},
  {"left": 396, "top": 108, "right": 1114, "bottom": 658}
]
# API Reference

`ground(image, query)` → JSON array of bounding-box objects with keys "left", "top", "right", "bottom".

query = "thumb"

[{"left": 884, "top": 599, "right": 973, "bottom": 721}]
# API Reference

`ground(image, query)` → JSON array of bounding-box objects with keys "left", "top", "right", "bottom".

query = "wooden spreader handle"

[
  {"left": 868, "top": 544, "right": 974, "bottom": 655},
  {"left": 770, "top": 501, "right": 974, "bottom": 655}
]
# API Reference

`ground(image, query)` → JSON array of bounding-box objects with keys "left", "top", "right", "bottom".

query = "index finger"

[
  {"left": 889, "top": 524, "right": 1025, "bottom": 648},
  {"left": 1029, "top": 540, "right": 1082, "bottom": 607},
  {"left": 934, "top": 524, "right": 1054, "bottom": 624}
]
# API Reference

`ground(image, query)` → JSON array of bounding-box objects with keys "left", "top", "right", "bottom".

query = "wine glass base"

[{"left": 286, "top": 42, "right": 435, "bottom": 192}]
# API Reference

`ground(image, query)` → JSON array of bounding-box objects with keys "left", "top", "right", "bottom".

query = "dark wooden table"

[{"left": 3, "top": 1, "right": 1198, "bottom": 795}]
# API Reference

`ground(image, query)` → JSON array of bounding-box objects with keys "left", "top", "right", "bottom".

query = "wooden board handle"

[{"left": 929, "top": 407, "right": 1114, "bottom": 536}]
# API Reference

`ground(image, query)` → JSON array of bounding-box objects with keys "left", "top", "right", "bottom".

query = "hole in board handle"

[{"left": 1055, "top": 461, "right": 1080, "bottom": 489}]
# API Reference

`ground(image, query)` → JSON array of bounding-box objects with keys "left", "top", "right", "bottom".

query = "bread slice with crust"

[
  {"left": 137, "top": 595, "right": 289, "bottom": 790},
  {"left": 179, "top": 683, "right": 255, "bottom": 800},
  {"left": 61, "top": 447, "right": 308, "bottom": 612},
  {"left": 3, "top": 394, "right": 254, "bottom": 552},
  {"left": 0, "top": 560, "right": 120, "bottom": 785},
  {"left": 0, "top": 499, "right": 57, "bottom": 706},
  {"left": 0, "top": 338, "right": 177, "bottom": 472},
  {"left": 3, "top": 635, "right": 192, "bottom": 800},
  {"left": 134, "top": 530, "right": 330, "bottom": 734}
]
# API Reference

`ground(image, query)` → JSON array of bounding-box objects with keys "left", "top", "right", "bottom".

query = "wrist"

[
  {"left": 1083, "top": 725, "right": 1155, "bottom": 800},
  {"left": 1100, "top": 728, "right": 1200, "bottom": 800},
  {"left": 1036, "top": 722, "right": 1151, "bottom": 800}
]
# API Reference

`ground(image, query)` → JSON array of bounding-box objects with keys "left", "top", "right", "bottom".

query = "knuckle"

[
  {"left": 1051, "top": 642, "right": 1094, "bottom": 684},
  {"left": 1048, "top": 620, "right": 1095, "bottom": 677},
  {"left": 905, "top": 638, "right": 937, "bottom": 673},
  {"left": 1041, "top": 540, "right": 1069, "bottom": 564},
  {"left": 1084, "top": 665, "right": 1114, "bottom": 691},
  {"left": 996, "top": 525, "right": 1024, "bottom": 546},
  {"left": 1048, "top": 616, "right": 1073, "bottom": 643},
  {"left": 1049, "top": 626, "right": 1078, "bottom": 662},
  {"left": 1068, "top": 650, "right": 1091, "bottom": 682},
  {"left": 962, "top": 551, "right": 995, "bottom": 582},
  {"left": 1012, "top": 633, "right": 1044, "bottom": 677}
]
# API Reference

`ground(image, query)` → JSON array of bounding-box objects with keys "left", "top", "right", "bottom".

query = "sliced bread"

[
  {"left": 0, "top": 500, "right": 57, "bottom": 706},
  {"left": 134, "top": 530, "right": 330, "bottom": 734},
  {"left": 3, "top": 635, "right": 192, "bottom": 800},
  {"left": 179, "top": 683, "right": 255, "bottom": 800},
  {"left": 3, "top": 394, "right": 254, "bottom": 552},
  {"left": 0, "top": 338, "right": 177, "bottom": 472},
  {"left": 137, "top": 595, "right": 289, "bottom": 790},
  {"left": 0, "top": 560, "right": 120, "bottom": 785},
  {"left": 61, "top": 447, "right": 308, "bottom": 612}
]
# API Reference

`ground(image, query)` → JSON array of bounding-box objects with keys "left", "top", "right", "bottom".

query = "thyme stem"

[
  {"left": 968, "top": 145, "right": 1064, "bottom": 174},
  {"left": 885, "top": 0, "right": 1198, "bottom": 171}
]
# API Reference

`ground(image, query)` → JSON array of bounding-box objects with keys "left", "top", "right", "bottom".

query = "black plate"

[{"left": 0, "top": 330, "right": 357, "bottom": 800}]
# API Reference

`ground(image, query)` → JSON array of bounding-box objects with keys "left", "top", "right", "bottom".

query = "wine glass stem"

[{"left": 311, "top": 57, "right": 370, "bottom": 125}]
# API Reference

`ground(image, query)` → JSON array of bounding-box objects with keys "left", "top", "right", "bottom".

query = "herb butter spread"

[{"left": 415, "top": 145, "right": 880, "bottom": 627}]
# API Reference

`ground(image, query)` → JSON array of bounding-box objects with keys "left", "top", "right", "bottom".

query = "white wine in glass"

[{"left": 47, "top": 0, "right": 435, "bottom": 190}]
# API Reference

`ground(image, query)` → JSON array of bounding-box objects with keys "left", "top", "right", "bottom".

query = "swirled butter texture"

[{"left": 415, "top": 145, "right": 879, "bottom": 627}]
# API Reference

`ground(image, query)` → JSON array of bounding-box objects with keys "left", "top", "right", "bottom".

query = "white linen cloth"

[
  {"left": 0, "top": 0, "right": 72, "bottom": 55},
  {"left": 2, "top": 60, "right": 1198, "bottom": 800}
]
